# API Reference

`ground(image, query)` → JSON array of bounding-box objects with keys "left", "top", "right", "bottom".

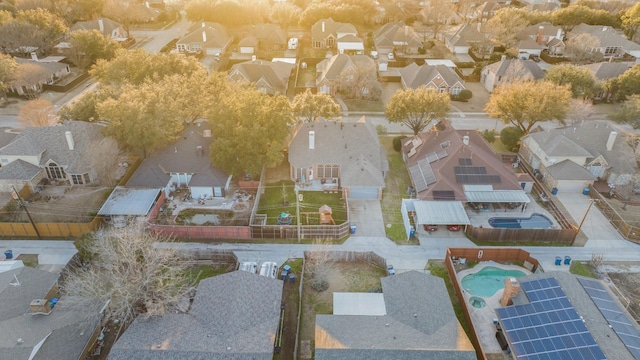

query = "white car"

[
  {"left": 259, "top": 262, "right": 278, "bottom": 279},
  {"left": 387, "top": 53, "right": 394, "bottom": 60}
]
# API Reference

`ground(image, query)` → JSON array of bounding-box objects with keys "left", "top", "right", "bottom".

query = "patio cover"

[
  {"left": 464, "top": 190, "right": 530, "bottom": 203},
  {"left": 98, "top": 187, "right": 161, "bottom": 216},
  {"left": 413, "top": 201, "right": 470, "bottom": 225}
]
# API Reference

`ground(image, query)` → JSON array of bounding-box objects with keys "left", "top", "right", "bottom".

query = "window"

[
  {"left": 71, "top": 174, "right": 84, "bottom": 184},
  {"left": 46, "top": 162, "right": 66, "bottom": 179},
  {"left": 451, "top": 87, "right": 461, "bottom": 95},
  {"left": 604, "top": 46, "right": 619, "bottom": 56}
]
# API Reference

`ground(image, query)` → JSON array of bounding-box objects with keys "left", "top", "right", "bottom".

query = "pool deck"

[
  {"left": 466, "top": 194, "right": 559, "bottom": 229},
  {"left": 456, "top": 262, "right": 533, "bottom": 357}
]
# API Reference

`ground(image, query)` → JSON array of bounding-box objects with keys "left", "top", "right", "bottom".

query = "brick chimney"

[
  {"left": 500, "top": 277, "right": 520, "bottom": 306},
  {"left": 536, "top": 26, "right": 544, "bottom": 45}
]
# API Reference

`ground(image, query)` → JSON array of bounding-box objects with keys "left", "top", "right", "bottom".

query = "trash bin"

[
  {"left": 281, "top": 270, "right": 288, "bottom": 280},
  {"left": 583, "top": 187, "right": 590, "bottom": 196},
  {"left": 350, "top": 224, "right": 356, "bottom": 234},
  {"left": 564, "top": 256, "right": 571, "bottom": 265},
  {"left": 4, "top": 250, "right": 12, "bottom": 259},
  {"left": 555, "top": 256, "right": 562, "bottom": 266},
  {"left": 288, "top": 273, "right": 296, "bottom": 283},
  {"left": 409, "top": 226, "right": 415, "bottom": 238},
  {"left": 551, "top": 188, "right": 558, "bottom": 195},
  {"left": 283, "top": 265, "right": 291, "bottom": 272}
]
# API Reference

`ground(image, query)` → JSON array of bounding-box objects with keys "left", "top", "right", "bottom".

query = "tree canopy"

[
  {"left": 485, "top": 81, "right": 572, "bottom": 134},
  {"left": 291, "top": 90, "right": 342, "bottom": 123},
  {"left": 486, "top": 8, "right": 530, "bottom": 50},
  {"left": 610, "top": 94, "right": 640, "bottom": 129},
  {"left": 551, "top": 4, "right": 620, "bottom": 32},
  {"left": 68, "top": 29, "right": 120, "bottom": 70},
  {"left": 564, "top": 33, "right": 603, "bottom": 64},
  {"left": 622, "top": 3, "right": 640, "bottom": 40},
  {"left": 608, "top": 63, "right": 640, "bottom": 101},
  {"left": 0, "top": 53, "right": 17, "bottom": 104},
  {"left": 544, "top": 64, "right": 597, "bottom": 98},
  {"left": 208, "top": 86, "right": 292, "bottom": 177},
  {"left": 385, "top": 87, "right": 450, "bottom": 135}
]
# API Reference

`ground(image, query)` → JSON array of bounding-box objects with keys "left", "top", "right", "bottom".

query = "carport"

[
  {"left": 464, "top": 185, "right": 531, "bottom": 212},
  {"left": 98, "top": 187, "right": 162, "bottom": 224}
]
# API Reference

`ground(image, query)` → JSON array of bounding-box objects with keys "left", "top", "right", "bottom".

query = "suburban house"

[
  {"left": 237, "top": 23, "right": 287, "bottom": 54},
  {"left": 315, "top": 271, "right": 476, "bottom": 359},
  {"left": 519, "top": 121, "right": 638, "bottom": 193},
  {"left": 311, "top": 18, "right": 358, "bottom": 50},
  {"left": 398, "top": 63, "right": 465, "bottom": 95},
  {"left": 568, "top": 24, "right": 640, "bottom": 60},
  {"left": 0, "top": 121, "right": 105, "bottom": 191},
  {"left": 580, "top": 62, "right": 633, "bottom": 100},
  {"left": 481, "top": 58, "right": 544, "bottom": 92},
  {"left": 126, "top": 121, "right": 230, "bottom": 200},
  {"left": 228, "top": 59, "right": 295, "bottom": 95},
  {"left": 288, "top": 119, "right": 388, "bottom": 200},
  {"left": 515, "top": 23, "right": 563, "bottom": 57},
  {"left": 316, "top": 54, "right": 376, "bottom": 97},
  {"left": 476, "top": 1, "right": 505, "bottom": 23},
  {"left": 373, "top": 22, "right": 423, "bottom": 57},
  {"left": 176, "top": 22, "right": 231, "bottom": 56},
  {"left": 71, "top": 18, "right": 127, "bottom": 40},
  {"left": 496, "top": 272, "right": 640, "bottom": 360},
  {"left": 8, "top": 58, "right": 71, "bottom": 97},
  {"left": 519, "top": 0, "right": 560, "bottom": 11},
  {"left": 109, "top": 271, "right": 283, "bottom": 360},
  {"left": 443, "top": 24, "right": 491, "bottom": 55},
  {"left": 401, "top": 122, "right": 525, "bottom": 201},
  {"left": 0, "top": 266, "right": 104, "bottom": 360}
]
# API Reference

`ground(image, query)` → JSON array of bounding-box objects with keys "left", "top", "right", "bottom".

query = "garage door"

[
  {"left": 555, "top": 181, "right": 586, "bottom": 194},
  {"left": 348, "top": 187, "right": 379, "bottom": 200}
]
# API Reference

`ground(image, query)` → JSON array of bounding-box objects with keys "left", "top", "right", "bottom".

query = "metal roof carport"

[
  {"left": 464, "top": 190, "right": 530, "bottom": 203},
  {"left": 413, "top": 201, "right": 471, "bottom": 225},
  {"left": 98, "top": 187, "right": 162, "bottom": 216}
]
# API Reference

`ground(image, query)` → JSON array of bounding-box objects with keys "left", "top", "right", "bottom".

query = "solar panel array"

[
  {"left": 454, "top": 165, "right": 501, "bottom": 184},
  {"left": 496, "top": 277, "right": 606, "bottom": 360},
  {"left": 408, "top": 158, "right": 437, "bottom": 193},
  {"left": 578, "top": 278, "right": 640, "bottom": 359},
  {"left": 425, "top": 150, "right": 448, "bottom": 163}
]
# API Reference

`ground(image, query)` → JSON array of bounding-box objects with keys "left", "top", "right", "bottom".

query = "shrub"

[
  {"left": 479, "top": 129, "right": 498, "bottom": 143},
  {"left": 310, "top": 277, "right": 329, "bottom": 292},
  {"left": 376, "top": 124, "right": 388, "bottom": 136},
  {"left": 500, "top": 126, "right": 524, "bottom": 152},
  {"left": 458, "top": 89, "right": 472, "bottom": 100},
  {"left": 392, "top": 135, "right": 407, "bottom": 152}
]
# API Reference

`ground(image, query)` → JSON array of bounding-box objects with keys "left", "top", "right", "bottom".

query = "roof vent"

[
  {"left": 462, "top": 135, "right": 469, "bottom": 146},
  {"left": 17, "top": 338, "right": 23, "bottom": 345}
]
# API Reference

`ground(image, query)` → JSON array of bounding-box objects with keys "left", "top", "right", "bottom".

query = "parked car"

[
  {"left": 387, "top": 264, "right": 396, "bottom": 275},
  {"left": 447, "top": 225, "right": 461, "bottom": 231},
  {"left": 424, "top": 224, "right": 438, "bottom": 232}
]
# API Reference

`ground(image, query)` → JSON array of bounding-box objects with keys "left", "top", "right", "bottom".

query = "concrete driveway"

[{"left": 348, "top": 200, "right": 386, "bottom": 237}]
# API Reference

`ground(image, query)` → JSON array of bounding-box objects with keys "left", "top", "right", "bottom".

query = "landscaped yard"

[
  {"left": 257, "top": 180, "right": 347, "bottom": 225},
  {"left": 342, "top": 99, "right": 384, "bottom": 112},
  {"left": 298, "top": 261, "right": 386, "bottom": 359},
  {"left": 380, "top": 136, "right": 418, "bottom": 244}
]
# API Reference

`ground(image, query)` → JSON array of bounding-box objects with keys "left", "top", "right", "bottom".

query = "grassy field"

[
  {"left": 569, "top": 261, "right": 598, "bottom": 278},
  {"left": 380, "top": 136, "right": 418, "bottom": 244},
  {"left": 257, "top": 180, "right": 347, "bottom": 225},
  {"left": 184, "top": 265, "right": 228, "bottom": 285}
]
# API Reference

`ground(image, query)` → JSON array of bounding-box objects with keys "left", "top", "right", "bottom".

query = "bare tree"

[
  {"left": 82, "top": 137, "right": 122, "bottom": 186},
  {"left": 12, "top": 62, "right": 51, "bottom": 99},
  {"left": 590, "top": 253, "right": 604, "bottom": 268},
  {"left": 62, "top": 226, "right": 195, "bottom": 323},
  {"left": 422, "top": 0, "right": 454, "bottom": 39},
  {"left": 567, "top": 99, "right": 594, "bottom": 125},
  {"left": 305, "top": 239, "right": 334, "bottom": 292},
  {"left": 565, "top": 33, "right": 604, "bottom": 64},
  {"left": 18, "top": 98, "right": 57, "bottom": 126}
]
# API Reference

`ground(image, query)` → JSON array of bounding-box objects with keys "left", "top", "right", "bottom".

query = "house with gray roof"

[
  {"left": 515, "top": 23, "right": 563, "bottom": 58},
  {"left": 9, "top": 58, "right": 71, "bottom": 97},
  {"left": 0, "top": 266, "right": 103, "bottom": 360},
  {"left": 568, "top": 23, "right": 640, "bottom": 60},
  {"left": 443, "top": 23, "right": 491, "bottom": 55},
  {"left": 176, "top": 22, "right": 231, "bottom": 56},
  {"left": 288, "top": 118, "right": 388, "bottom": 200},
  {"left": 315, "top": 271, "right": 476, "bottom": 359},
  {"left": 373, "top": 22, "right": 423, "bottom": 57},
  {"left": 0, "top": 121, "right": 105, "bottom": 191},
  {"left": 71, "top": 18, "right": 127, "bottom": 40},
  {"left": 520, "top": 121, "right": 638, "bottom": 193},
  {"left": 110, "top": 270, "right": 283, "bottom": 360},
  {"left": 580, "top": 62, "right": 633, "bottom": 100},
  {"left": 237, "top": 23, "right": 287, "bottom": 54},
  {"left": 497, "top": 271, "right": 640, "bottom": 360},
  {"left": 311, "top": 18, "right": 358, "bottom": 50},
  {"left": 476, "top": 2, "right": 505, "bottom": 23},
  {"left": 481, "top": 58, "right": 544, "bottom": 92},
  {"left": 399, "top": 63, "right": 465, "bottom": 95},
  {"left": 126, "top": 121, "right": 229, "bottom": 199},
  {"left": 316, "top": 54, "right": 376, "bottom": 97},
  {"left": 228, "top": 59, "right": 295, "bottom": 95}
]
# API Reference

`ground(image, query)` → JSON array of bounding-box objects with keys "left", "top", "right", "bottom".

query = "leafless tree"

[
  {"left": 18, "top": 98, "right": 58, "bottom": 127},
  {"left": 567, "top": 99, "right": 594, "bottom": 125},
  {"left": 12, "top": 62, "right": 50, "bottom": 99},
  {"left": 305, "top": 238, "right": 334, "bottom": 292},
  {"left": 82, "top": 137, "right": 122, "bottom": 186},
  {"left": 590, "top": 253, "right": 604, "bottom": 268},
  {"left": 565, "top": 33, "right": 604, "bottom": 64},
  {"left": 61, "top": 226, "right": 195, "bottom": 323}
]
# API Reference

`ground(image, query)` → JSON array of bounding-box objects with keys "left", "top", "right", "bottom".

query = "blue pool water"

[
  {"left": 488, "top": 213, "right": 552, "bottom": 229},
  {"left": 461, "top": 266, "right": 526, "bottom": 297}
]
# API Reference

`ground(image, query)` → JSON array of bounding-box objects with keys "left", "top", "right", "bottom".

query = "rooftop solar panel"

[
  {"left": 496, "top": 277, "right": 606, "bottom": 360},
  {"left": 578, "top": 277, "right": 640, "bottom": 359},
  {"left": 408, "top": 157, "right": 438, "bottom": 193}
]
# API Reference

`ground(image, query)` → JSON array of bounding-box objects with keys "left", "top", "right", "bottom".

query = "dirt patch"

[
  {"left": 2, "top": 186, "right": 112, "bottom": 223},
  {"left": 299, "top": 261, "right": 386, "bottom": 358},
  {"left": 601, "top": 262, "right": 640, "bottom": 322},
  {"left": 15, "top": 253, "right": 38, "bottom": 267}
]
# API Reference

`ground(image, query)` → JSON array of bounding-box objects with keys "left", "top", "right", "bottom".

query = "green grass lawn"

[
  {"left": 185, "top": 265, "right": 227, "bottom": 285},
  {"left": 569, "top": 261, "right": 598, "bottom": 278},
  {"left": 489, "top": 137, "right": 512, "bottom": 153},
  {"left": 342, "top": 99, "right": 384, "bottom": 112},
  {"left": 257, "top": 180, "right": 347, "bottom": 225},
  {"left": 380, "top": 137, "right": 418, "bottom": 244}
]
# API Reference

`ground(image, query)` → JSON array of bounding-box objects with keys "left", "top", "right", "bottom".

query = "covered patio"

[{"left": 464, "top": 186, "right": 531, "bottom": 213}]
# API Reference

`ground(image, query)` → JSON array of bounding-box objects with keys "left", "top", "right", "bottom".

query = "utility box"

[{"left": 30, "top": 299, "right": 51, "bottom": 313}]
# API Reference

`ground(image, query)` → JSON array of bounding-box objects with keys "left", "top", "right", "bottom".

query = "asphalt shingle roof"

[
  {"left": 71, "top": 18, "right": 122, "bottom": 37},
  {"left": 399, "top": 63, "right": 464, "bottom": 90},
  {"left": 109, "top": 271, "right": 283, "bottom": 360},
  {"left": 0, "top": 159, "right": 42, "bottom": 180},
  {"left": 312, "top": 18, "right": 357, "bottom": 42},
  {"left": 546, "top": 159, "right": 596, "bottom": 180},
  {"left": 316, "top": 54, "right": 374, "bottom": 83},
  {"left": 484, "top": 59, "right": 545, "bottom": 81},
  {"left": 569, "top": 23, "right": 640, "bottom": 51},
  {"left": 178, "top": 22, "right": 230, "bottom": 50},
  {"left": 229, "top": 60, "right": 294, "bottom": 94},
  {"left": 315, "top": 271, "right": 475, "bottom": 360},
  {"left": 373, "top": 22, "right": 422, "bottom": 49},
  {"left": 580, "top": 62, "right": 632, "bottom": 81}
]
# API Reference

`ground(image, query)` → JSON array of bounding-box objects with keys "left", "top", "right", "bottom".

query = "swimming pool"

[
  {"left": 488, "top": 213, "right": 552, "bottom": 229},
  {"left": 461, "top": 266, "right": 526, "bottom": 297}
]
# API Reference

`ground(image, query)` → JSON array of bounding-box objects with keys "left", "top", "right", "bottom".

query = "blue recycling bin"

[
  {"left": 4, "top": 250, "right": 12, "bottom": 259},
  {"left": 281, "top": 270, "right": 288, "bottom": 280},
  {"left": 288, "top": 273, "right": 296, "bottom": 283},
  {"left": 350, "top": 224, "right": 356, "bottom": 234},
  {"left": 551, "top": 188, "right": 558, "bottom": 195},
  {"left": 564, "top": 256, "right": 571, "bottom": 265},
  {"left": 555, "top": 256, "right": 562, "bottom": 266},
  {"left": 583, "top": 187, "right": 590, "bottom": 196},
  {"left": 409, "top": 226, "right": 415, "bottom": 238}
]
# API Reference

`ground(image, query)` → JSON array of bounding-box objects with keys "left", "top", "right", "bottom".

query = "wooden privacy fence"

[
  {"left": 147, "top": 224, "right": 252, "bottom": 240},
  {"left": 465, "top": 226, "right": 576, "bottom": 245},
  {"left": 303, "top": 250, "right": 386, "bottom": 269},
  {"left": 251, "top": 222, "right": 350, "bottom": 240},
  {"left": 0, "top": 217, "right": 100, "bottom": 238}
]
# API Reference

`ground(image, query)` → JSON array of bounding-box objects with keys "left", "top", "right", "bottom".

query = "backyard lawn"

[
  {"left": 257, "top": 180, "right": 347, "bottom": 225},
  {"left": 380, "top": 136, "right": 417, "bottom": 244}
]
